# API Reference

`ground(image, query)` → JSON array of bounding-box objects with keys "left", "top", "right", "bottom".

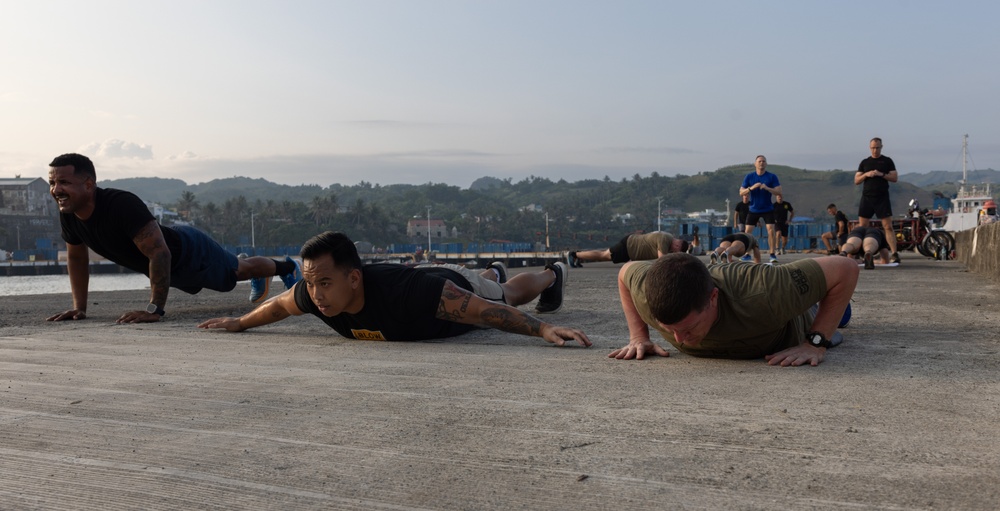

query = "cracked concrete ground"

[{"left": 2, "top": 252, "right": 999, "bottom": 510}]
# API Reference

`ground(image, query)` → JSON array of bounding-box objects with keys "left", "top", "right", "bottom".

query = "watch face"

[
  {"left": 146, "top": 303, "right": 159, "bottom": 314},
  {"left": 808, "top": 333, "right": 828, "bottom": 347}
]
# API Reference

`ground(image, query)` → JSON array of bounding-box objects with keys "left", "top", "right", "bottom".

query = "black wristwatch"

[
  {"left": 806, "top": 331, "right": 831, "bottom": 348},
  {"left": 145, "top": 303, "right": 165, "bottom": 316}
]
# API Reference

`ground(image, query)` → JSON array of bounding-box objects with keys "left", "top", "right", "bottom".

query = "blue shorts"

[{"left": 170, "top": 226, "right": 239, "bottom": 294}]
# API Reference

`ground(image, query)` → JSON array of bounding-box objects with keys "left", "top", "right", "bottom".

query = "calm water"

[{"left": 0, "top": 273, "right": 152, "bottom": 297}]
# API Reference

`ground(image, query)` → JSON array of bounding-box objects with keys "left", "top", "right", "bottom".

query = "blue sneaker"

[
  {"left": 839, "top": 303, "right": 852, "bottom": 328},
  {"left": 830, "top": 331, "right": 844, "bottom": 347},
  {"left": 740, "top": 255, "right": 752, "bottom": 262},
  {"left": 249, "top": 276, "right": 270, "bottom": 303},
  {"left": 279, "top": 256, "right": 302, "bottom": 289}
]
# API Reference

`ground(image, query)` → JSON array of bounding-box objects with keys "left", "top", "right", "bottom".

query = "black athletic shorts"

[
  {"left": 775, "top": 222, "right": 789, "bottom": 237},
  {"left": 745, "top": 210, "right": 776, "bottom": 227},
  {"left": 721, "top": 232, "right": 754, "bottom": 248},
  {"left": 608, "top": 235, "right": 631, "bottom": 264},
  {"left": 858, "top": 194, "right": 893, "bottom": 220}
]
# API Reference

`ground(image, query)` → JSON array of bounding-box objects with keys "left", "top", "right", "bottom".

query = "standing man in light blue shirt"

[{"left": 739, "top": 155, "right": 782, "bottom": 263}]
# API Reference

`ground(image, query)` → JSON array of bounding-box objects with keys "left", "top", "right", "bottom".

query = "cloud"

[
  {"left": 167, "top": 151, "right": 200, "bottom": 160},
  {"left": 376, "top": 149, "right": 497, "bottom": 159},
  {"left": 80, "top": 139, "right": 154, "bottom": 160},
  {"left": 596, "top": 146, "right": 698, "bottom": 155}
]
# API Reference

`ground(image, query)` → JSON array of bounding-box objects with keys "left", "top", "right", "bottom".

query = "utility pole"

[
  {"left": 545, "top": 212, "right": 550, "bottom": 250},
  {"left": 250, "top": 211, "right": 256, "bottom": 248},
  {"left": 656, "top": 197, "right": 663, "bottom": 232},
  {"left": 426, "top": 206, "right": 432, "bottom": 256}
]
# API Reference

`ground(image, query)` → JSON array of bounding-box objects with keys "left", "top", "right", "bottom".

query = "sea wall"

[{"left": 955, "top": 222, "right": 1000, "bottom": 283}]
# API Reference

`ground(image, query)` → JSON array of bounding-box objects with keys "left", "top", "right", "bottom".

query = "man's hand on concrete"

[
  {"left": 47, "top": 309, "right": 87, "bottom": 321},
  {"left": 609, "top": 337, "right": 669, "bottom": 360},
  {"left": 116, "top": 310, "right": 162, "bottom": 324},
  {"left": 765, "top": 344, "right": 825, "bottom": 367}
]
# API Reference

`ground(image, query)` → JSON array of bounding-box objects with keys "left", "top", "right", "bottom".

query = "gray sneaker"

[
  {"left": 709, "top": 252, "right": 719, "bottom": 265},
  {"left": 535, "top": 262, "right": 567, "bottom": 314}
]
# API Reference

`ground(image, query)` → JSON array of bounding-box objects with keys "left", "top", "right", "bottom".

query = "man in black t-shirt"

[
  {"left": 199, "top": 231, "right": 591, "bottom": 347},
  {"left": 821, "top": 204, "right": 849, "bottom": 254},
  {"left": 856, "top": 137, "right": 900, "bottom": 263},
  {"left": 46, "top": 153, "right": 302, "bottom": 325},
  {"left": 772, "top": 194, "right": 794, "bottom": 255},
  {"left": 733, "top": 194, "right": 750, "bottom": 232}
]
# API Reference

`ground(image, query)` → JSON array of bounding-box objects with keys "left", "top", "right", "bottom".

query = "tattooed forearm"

[{"left": 481, "top": 307, "right": 543, "bottom": 336}]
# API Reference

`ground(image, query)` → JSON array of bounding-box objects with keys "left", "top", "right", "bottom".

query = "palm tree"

[{"left": 175, "top": 191, "right": 199, "bottom": 222}]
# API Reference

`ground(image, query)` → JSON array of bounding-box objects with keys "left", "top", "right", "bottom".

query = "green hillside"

[{"left": 96, "top": 165, "right": 953, "bottom": 247}]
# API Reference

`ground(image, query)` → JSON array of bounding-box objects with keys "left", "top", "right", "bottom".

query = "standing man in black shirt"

[
  {"left": 198, "top": 231, "right": 588, "bottom": 347},
  {"left": 773, "top": 194, "right": 794, "bottom": 255},
  {"left": 46, "top": 153, "right": 302, "bottom": 324},
  {"left": 733, "top": 194, "right": 750, "bottom": 232},
  {"left": 856, "top": 137, "right": 900, "bottom": 263}
]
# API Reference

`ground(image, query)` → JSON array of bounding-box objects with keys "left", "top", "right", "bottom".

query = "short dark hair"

[
  {"left": 827, "top": 203, "right": 837, "bottom": 210},
  {"left": 870, "top": 137, "right": 882, "bottom": 145},
  {"left": 644, "top": 253, "right": 715, "bottom": 325},
  {"left": 300, "top": 231, "right": 362, "bottom": 270},
  {"left": 49, "top": 153, "right": 96, "bottom": 181}
]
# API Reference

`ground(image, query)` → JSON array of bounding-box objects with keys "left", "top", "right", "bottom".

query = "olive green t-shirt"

[
  {"left": 623, "top": 259, "right": 827, "bottom": 359},
  {"left": 627, "top": 232, "right": 674, "bottom": 260}
]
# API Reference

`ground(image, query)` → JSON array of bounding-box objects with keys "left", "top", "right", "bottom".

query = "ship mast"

[{"left": 961, "top": 133, "right": 968, "bottom": 187}]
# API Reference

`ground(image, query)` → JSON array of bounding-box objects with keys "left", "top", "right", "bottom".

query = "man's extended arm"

[
  {"left": 608, "top": 263, "right": 669, "bottom": 360},
  {"left": 116, "top": 220, "right": 173, "bottom": 323},
  {"left": 47, "top": 242, "right": 90, "bottom": 321},
  {"left": 436, "top": 280, "right": 590, "bottom": 347},
  {"left": 198, "top": 287, "right": 305, "bottom": 331}
]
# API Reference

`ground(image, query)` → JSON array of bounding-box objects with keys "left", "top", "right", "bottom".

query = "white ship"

[{"left": 941, "top": 134, "right": 996, "bottom": 232}]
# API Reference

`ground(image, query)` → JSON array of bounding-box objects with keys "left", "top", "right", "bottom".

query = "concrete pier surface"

[{"left": 2, "top": 253, "right": 999, "bottom": 510}]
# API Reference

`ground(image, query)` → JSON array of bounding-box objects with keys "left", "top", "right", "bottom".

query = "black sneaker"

[
  {"left": 864, "top": 252, "right": 875, "bottom": 270},
  {"left": 488, "top": 261, "right": 508, "bottom": 284},
  {"left": 891, "top": 252, "right": 901, "bottom": 264},
  {"left": 535, "top": 262, "right": 567, "bottom": 314}
]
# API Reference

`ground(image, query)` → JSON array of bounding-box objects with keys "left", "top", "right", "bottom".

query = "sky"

[{"left": 2, "top": 0, "right": 999, "bottom": 188}]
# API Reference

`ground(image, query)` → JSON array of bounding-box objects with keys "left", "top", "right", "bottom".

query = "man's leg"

[
  {"left": 235, "top": 257, "right": 277, "bottom": 280},
  {"left": 881, "top": 217, "right": 898, "bottom": 255},
  {"left": 858, "top": 216, "right": 871, "bottom": 227},
  {"left": 765, "top": 223, "right": 777, "bottom": 258},
  {"left": 728, "top": 241, "right": 747, "bottom": 258},
  {"left": 821, "top": 232, "right": 834, "bottom": 252},
  {"left": 238, "top": 256, "right": 302, "bottom": 303},
  {"left": 572, "top": 248, "right": 613, "bottom": 263},
  {"left": 840, "top": 237, "right": 862, "bottom": 257},
  {"left": 501, "top": 265, "right": 558, "bottom": 306}
]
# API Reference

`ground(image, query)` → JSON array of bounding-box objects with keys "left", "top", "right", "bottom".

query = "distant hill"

[
  {"left": 100, "top": 176, "right": 329, "bottom": 204},
  {"left": 97, "top": 165, "right": 989, "bottom": 221},
  {"left": 898, "top": 168, "right": 999, "bottom": 187}
]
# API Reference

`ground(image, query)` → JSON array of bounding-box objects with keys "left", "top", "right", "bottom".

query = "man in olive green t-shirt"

[
  {"left": 568, "top": 232, "right": 688, "bottom": 267},
  {"left": 610, "top": 253, "right": 858, "bottom": 366}
]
